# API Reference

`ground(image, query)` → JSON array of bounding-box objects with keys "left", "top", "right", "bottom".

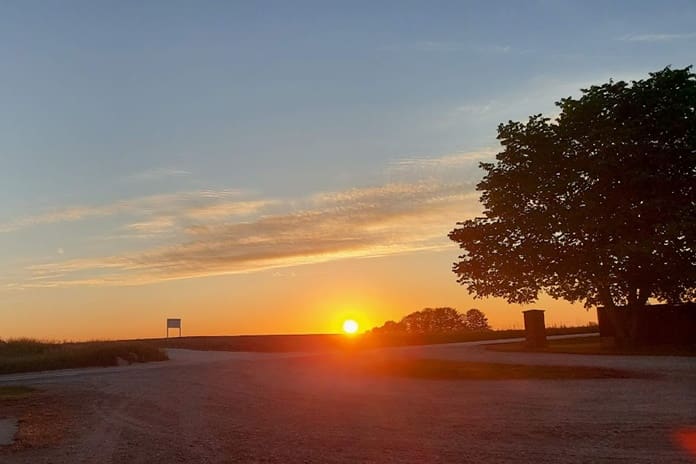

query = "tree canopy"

[
  {"left": 400, "top": 307, "right": 465, "bottom": 333},
  {"left": 464, "top": 308, "right": 490, "bottom": 331},
  {"left": 370, "top": 307, "right": 490, "bottom": 334},
  {"left": 449, "top": 66, "right": 696, "bottom": 311}
]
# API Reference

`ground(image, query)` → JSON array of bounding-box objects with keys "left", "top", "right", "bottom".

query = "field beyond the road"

[
  {"left": 0, "top": 339, "right": 167, "bottom": 375},
  {"left": 142, "top": 326, "right": 597, "bottom": 353}
]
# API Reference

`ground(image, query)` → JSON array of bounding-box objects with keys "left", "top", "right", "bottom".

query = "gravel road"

[{"left": 1, "top": 337, "right": 695, "bottom": 463}]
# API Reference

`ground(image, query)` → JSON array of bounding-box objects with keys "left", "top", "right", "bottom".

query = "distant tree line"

[{"left": 369, "top": 307, "right": 490, "bottom": 335}]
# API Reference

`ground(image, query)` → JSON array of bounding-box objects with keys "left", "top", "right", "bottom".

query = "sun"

[{"left": 342, "top": 319, "right": 359, "bottom": 335}]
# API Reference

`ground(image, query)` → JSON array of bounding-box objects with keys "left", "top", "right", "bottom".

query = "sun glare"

[{"left": 342, "top": 319, "right": 359, "bottom": 334}]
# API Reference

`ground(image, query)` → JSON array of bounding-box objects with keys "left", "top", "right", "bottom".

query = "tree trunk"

[{"left": 599, "top": 281, "right": 653, "bottom": 347}]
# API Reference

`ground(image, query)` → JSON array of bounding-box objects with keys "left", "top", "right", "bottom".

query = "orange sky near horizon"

[{"left": 4, "top": 248, "right": 596, "bottom": 341}]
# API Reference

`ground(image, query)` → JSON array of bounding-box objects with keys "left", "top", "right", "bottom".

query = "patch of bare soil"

[{"left": 0, "top": 387, "right": 82, "bottom": 453}]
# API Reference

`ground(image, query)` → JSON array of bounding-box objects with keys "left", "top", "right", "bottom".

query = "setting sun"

[{"left": 342, "top": 319, "right": 359, "bottom": 334}]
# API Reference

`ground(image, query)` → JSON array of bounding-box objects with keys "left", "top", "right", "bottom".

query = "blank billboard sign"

[{"left": 166, "top": 318, "right": 182, "bottom": 337}]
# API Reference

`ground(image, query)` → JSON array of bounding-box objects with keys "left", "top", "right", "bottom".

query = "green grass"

[
  {"left": 0, "top": 385, "right": 35, "bottom": 399},
  {"left": 487, "top": 336, "right": 696, "bottom": 356},
  {"left": 0, "top": 339, "right": 168, "bottom": 375}
]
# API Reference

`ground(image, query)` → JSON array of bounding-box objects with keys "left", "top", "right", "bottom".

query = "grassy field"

[
  {"left": 148, "top": 333, "right": 351, "bottom": 352},
  {"left": 0, "top": 386, "right": 34, "bottom": 400},
  {"left": 0, "top": 327, "right": 599, "bottom": 375},
  {"left": 0, "top": 339, "right": 168, "bottom": 375},
  {"left": 143, "top": 326, "right": 597, "bottom": 353},
  {"left": 293, "top": 353, "right": 642, "bottom": 380},
  {"left": 487, "top": 335, "right": 696, "bottom": 356},
  {"left": 357, "top": 325, "right": 596, "bottom": 349}
]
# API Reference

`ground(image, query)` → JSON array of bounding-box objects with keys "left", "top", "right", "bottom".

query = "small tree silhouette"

[{"left": 464, "top": 308, "right": 490, "bottom": 331}]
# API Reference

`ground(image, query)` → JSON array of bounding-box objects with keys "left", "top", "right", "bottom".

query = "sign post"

[{"left": 166, "top": 318, "right": 182, "bottom": 338}]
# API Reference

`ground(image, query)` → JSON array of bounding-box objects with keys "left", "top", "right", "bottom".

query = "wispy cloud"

[
  {"left": 386, "top": 149, "right": 495, "bottom": 185},
  {"left": 391, "top": 150, "right": 495, "bottom": 170},
  {"left": 454, "top": 101, "right": 497, "bottom": 115},
  {"left": 18, "top": 181, "right": 480, "bottom": 288},
  {"left": 123, "top": 217, "right": 177, "bottom": 235},
  {"left": 0, "top": 189, "right": 248, "bottom": 234},
  {"left": 619, "top": 32, "right": 696, "bottom": 42},
  {"left": 4, "top": 148, "right": 491, "bottom": 290},
  {"left": 380, "top": 41, "right": 513, "bottom": 54},
  {"left": 185, "top": 200, "right": 277, "bottom": 220},
  {"left": 412, "top": 41, "right": 467, "bottom": 52},
  {"left": 471, "top": 44, "right": 512, "bottom": 54},
  {"left": 125, "top": 167, "right": 191, "bottom": 182},
  {"left": 0, "top": 206, "right": 113, "bottom": 233}
]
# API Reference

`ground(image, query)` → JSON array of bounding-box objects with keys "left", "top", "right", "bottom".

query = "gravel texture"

[
  {"left": 1, "top": 337, "right": 695, "bottom": 463},
  {"left": 0, "top": 419, "right": 17, "bottom": 446}
]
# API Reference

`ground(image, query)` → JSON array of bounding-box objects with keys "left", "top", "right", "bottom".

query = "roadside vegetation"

[
  {"left": 140, "top": 323, "right": 597, "bottom": 353},
  {"left": 359, "top": 307, "right": 596, "bottom": 349},
  {"left": 0, "top": 339, "right": 168, "bottom": 375},
  {"left": 359, "top": 324, "right": 595, "bottom": 349},
  {"left": 0, "top": 386, "right": 34, "bottom": 400}
]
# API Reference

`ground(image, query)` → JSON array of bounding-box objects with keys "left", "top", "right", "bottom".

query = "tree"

[
  {"left": 370, "top": 320, "right": 403, "bottom": 335},
  {"left": 449, "top": 67, "right": 696, "bottom": 324},
  {"left": 368, "top": 307, "right": 493, "bottom": 335},
  {"left": 464, "top": 308, "right": 490, "bottom": 331},
  {"left": 400, "top": 307, "right": 466, "bottom": 333}
]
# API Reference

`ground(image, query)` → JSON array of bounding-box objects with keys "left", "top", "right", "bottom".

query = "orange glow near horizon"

[{"left": 2, "top": 250, "right": 596, "bottom": 341}]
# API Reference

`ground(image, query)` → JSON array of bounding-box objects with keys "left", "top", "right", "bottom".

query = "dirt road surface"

[{"left": 1, "top": 337, "right": 695, "bottom": 463}]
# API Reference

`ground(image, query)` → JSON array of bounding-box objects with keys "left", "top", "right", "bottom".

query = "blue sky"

[{"left": 1, "top": 1, "right": 695, "bottom": 338}]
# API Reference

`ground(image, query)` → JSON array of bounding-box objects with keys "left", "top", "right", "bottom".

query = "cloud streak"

[
  {"left": 19, "top": 181, "right": 480, "bottom": 288},
  {"left": 4, "top": 149, "right": 491, "bottom": 290},
  {"left": 619, "top": 32, "right": 696, "bottom": 42},
  {"left": 125, "top": 167, "right": 191, "bottom": 182},
  {"left": 0, "top": 189, "right": 251, "bottom": 234},
  {"left": 380, "top": 41, "right": 513, "bottom": 54},
  {"left": 390, "top": 150, "right": 495, "bottom": 169}
]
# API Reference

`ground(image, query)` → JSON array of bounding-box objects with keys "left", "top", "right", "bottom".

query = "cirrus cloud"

[{"left": 20, "top": 181, "right": 480, "bottom": 288}]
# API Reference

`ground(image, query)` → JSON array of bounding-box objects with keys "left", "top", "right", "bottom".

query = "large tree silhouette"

[{"left": 449, "top": 67, "right": 696, "bottom": 315}]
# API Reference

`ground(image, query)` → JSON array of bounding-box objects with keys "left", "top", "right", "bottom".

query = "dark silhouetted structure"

[
  {"left": 523, "top": 309, "right": 546, "bottom": 348},
  {"left": 166, "top": 318, "right": 182, "bottom": 338},
  {"left": 369, "top": 307, "right": 492, "bottom": 335},
  {"left": 597, "top": 304, "right": 696, "bottom": 346},
  {"left": 449, "top": 67, "right": 696, "bottom": 345}
]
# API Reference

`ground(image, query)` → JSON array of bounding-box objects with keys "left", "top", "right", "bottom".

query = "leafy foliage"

[
  {"left": 464, "top": 308, "right": 491, "bottom": 331},
  {"left": 370, "top": 307, "right": 490, "bottom": 334},
  {"left": 400, "top": 307, "right": 465, "bottom": 333},
  {"left": 449, "top": 67, "right": 696, "bottom": 310}
]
